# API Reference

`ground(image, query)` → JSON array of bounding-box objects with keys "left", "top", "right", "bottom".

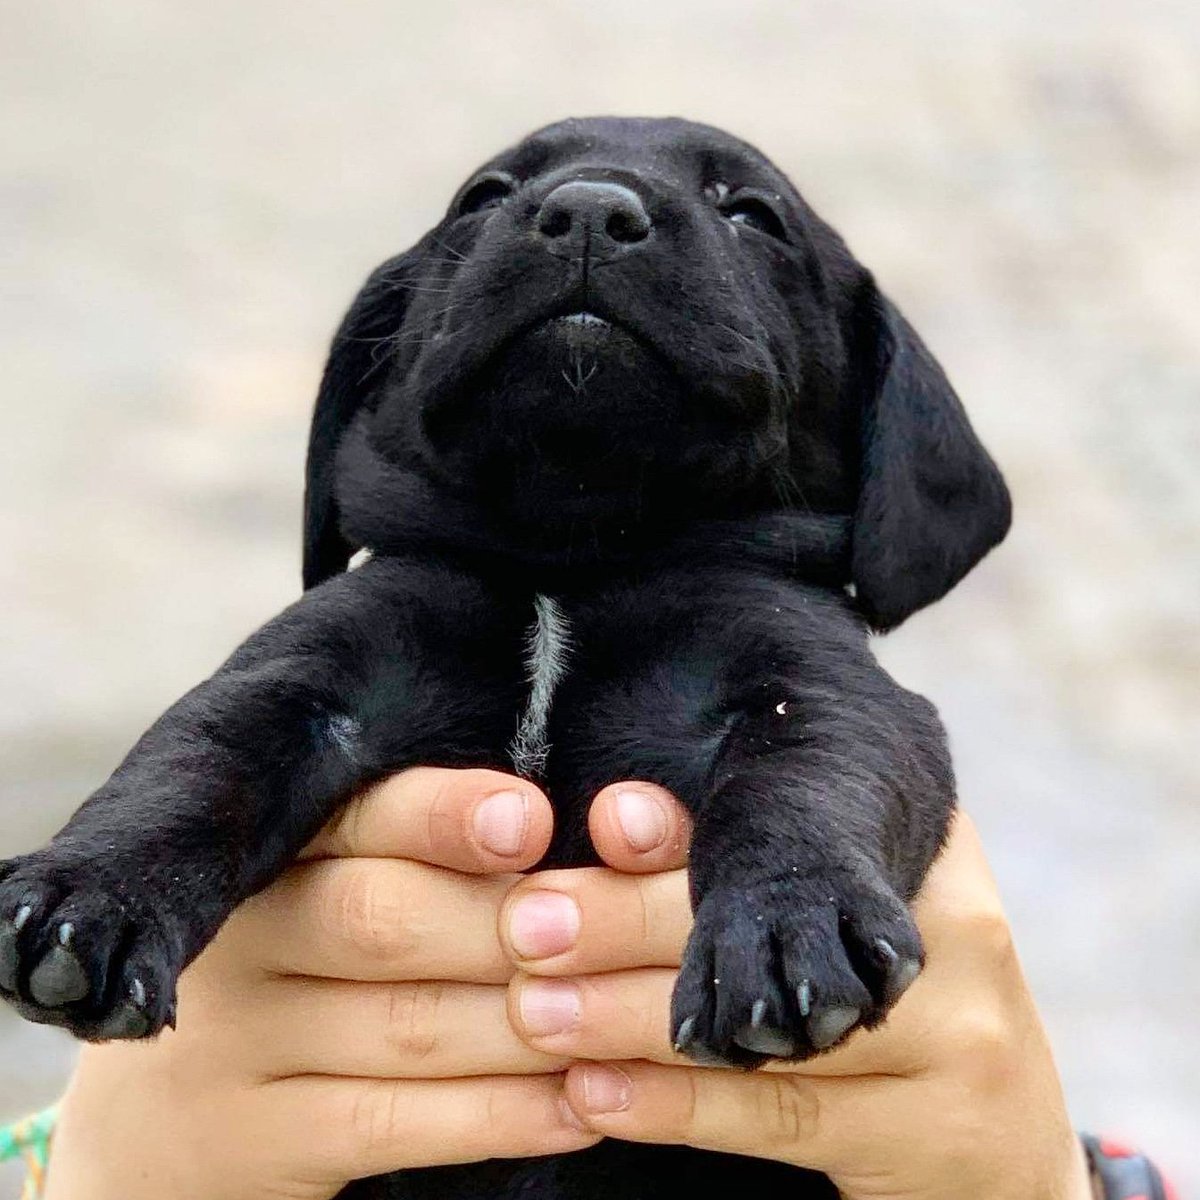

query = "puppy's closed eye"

[
  {"left": 455, "top": 172, "right": 518, "bottom": 217},
  {"left": 719, "top": 191, "right": 788, "bottom": 240}
]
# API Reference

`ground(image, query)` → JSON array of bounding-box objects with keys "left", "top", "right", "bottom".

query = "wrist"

[
  {"left": 43, "top": 1047, "right": 192, "bottom": 1200},
  {"left": 43, "top": 1074, "right": 134, "bottom": 1200}
]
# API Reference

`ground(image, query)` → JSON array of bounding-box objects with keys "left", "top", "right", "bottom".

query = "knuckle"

[
  {"left": 633, "top": 882, "right": 653, "bottom": 953},
  {"left": 349, "top": 1080, "right": 410, "bottom": 1159},
  {"left": 382, "top": 981, "right": 444, "bottom": 1063},
  {"left": 483, "top": 1082, "right": 504, "bottom": 1136},
  {"left": 670, "top": 1068, "right": 701, "bottom": 1141},
  {"left": 948, "top": 1004, "right": 1018, "bottom": 1088},
  {"left": 756, "top": 1075, "right": 820, "bottom": 1149},
  {"left": 959, "top": 903, "right": 1017, "bottom": 966},
  {"left": 329, "top": 864, "right": 410, "bottom": 964}
]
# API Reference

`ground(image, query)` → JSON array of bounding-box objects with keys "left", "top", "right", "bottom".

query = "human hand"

[
  {"left": 45, "top": 769, "right": 598, "bottom": 1200},
  {"left": 503, "top": 796, "right": 1093, "bottom": 1200}
]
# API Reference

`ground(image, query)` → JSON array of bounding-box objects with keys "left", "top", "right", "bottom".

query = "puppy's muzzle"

[{"left": 537, "top": 180, "right": 650, "bottom": 263}]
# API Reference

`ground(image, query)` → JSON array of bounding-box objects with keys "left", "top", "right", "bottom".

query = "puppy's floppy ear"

[
  {"left": 303, "top": 253, "right": 414, "bottom": 590},
  {"left": 850, "top": 278, "right": 1011, "bottom": 630}
]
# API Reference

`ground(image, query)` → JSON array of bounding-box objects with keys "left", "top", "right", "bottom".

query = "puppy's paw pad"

[
  {"left": 0, "top": 856, "right": 179, "bottom": 1041},
  {"left": 806, "top": 1002, "right": 861, "bottom": 1050},
  {"left": 28, "top": 924, "right": 89, "bottom": 1007},
  {"left": 733, "top": 998, "right": 798, "bottom": 1058},
  {"left": 673, "top": 1015, "right": 738, "bottom": 1066}
]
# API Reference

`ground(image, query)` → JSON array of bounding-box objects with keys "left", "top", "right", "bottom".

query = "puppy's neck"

[{"left": 335, "top": 418, "right": 851, "bottom": 589}]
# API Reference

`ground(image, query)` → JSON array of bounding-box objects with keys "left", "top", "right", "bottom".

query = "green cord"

[{"left": 1, "top": 1106, "right": 59, "bottom": 1199}]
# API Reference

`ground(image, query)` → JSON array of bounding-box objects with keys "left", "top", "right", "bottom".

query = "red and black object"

[{"left": 1082, "top": 1134, "right": 1179, "bottom": 1200}]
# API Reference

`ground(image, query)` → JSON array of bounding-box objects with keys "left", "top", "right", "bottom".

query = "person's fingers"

[
  {"left": 507, "top": 966, "right": 929, "bottom": 1078},
  {"left": 302, "top": 767, "right": 554, "bottom": 874},
  {"left": 224, "top": 857, "right": 515, "bottom": 983},
  {"left": 560, "top": 1059, "right": 926, "bottom": 1173},
  {"left": 509, "top": 967, "right": 681, "bottom": 1064},
  {"left": 265, "top": 1073, "right": 598, "bottom": 1182},
  {"left": 499, "top": 867, "right": 691, "bottom": 977},
  {"left": 236, "top": 978, "right": 568, "bottom": 1081},
  {"left": 588, "top": 782, "right": 691, "bottom": 873}
]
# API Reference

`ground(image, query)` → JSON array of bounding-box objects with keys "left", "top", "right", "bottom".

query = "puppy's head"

[{"left": 305, "top": 116, "right": 1010, "bottom": 629}]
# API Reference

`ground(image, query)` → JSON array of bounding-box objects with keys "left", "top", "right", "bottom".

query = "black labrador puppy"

[{"left": 0, "top": 116, "right": 1010, "bottom": 1198}]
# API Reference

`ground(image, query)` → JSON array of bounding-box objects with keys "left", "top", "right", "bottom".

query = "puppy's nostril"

[
  {"left": 540, "top": 208, "right": 572, "bottom": 239},
  {"left": 606, "top": 208, "right": 649, "bottom": 243}
]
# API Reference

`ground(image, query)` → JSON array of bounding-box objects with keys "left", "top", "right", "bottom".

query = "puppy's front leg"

[
  {"left": 671, "top": 601, "right": 957, "bottom": 1068},
  {"left": 0, "top": 559, "right": 524, "bottom": 1040}
]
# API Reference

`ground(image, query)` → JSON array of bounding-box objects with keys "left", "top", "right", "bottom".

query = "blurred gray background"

[{"left": 2, "top": 0, "right": 1198, "bottom": 1192}]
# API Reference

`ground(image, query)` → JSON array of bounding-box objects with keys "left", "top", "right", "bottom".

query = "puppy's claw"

[
  {"left": 672, "top": 1014, "right": 696, "bottom": 1053},
  {"left": 809, "top": 1005, "right": 860, "bottom": 1050},
  {"left": 673, "top": 1014, "right": 735, "bottom": 1067},
  {"left": 2, "top": 901, "right": 35, "bottom": 992},
  {"left": 796, "top": 979, "right": 812, "bottom": 1017},
  {"left": 28, "top": 945, "right": 89, "bottom": 1007}
]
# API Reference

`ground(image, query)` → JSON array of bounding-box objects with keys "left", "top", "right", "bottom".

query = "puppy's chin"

[
  {"left": 422, "top": 314, "right": 693, "bottom": 524},
  {"left": 477, "top": 313, "right": 681, "bottom": 432}
]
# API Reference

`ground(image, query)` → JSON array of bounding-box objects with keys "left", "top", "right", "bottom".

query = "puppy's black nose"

[{"left": 537, "top": 181, "right": 651, "bottom": 259}]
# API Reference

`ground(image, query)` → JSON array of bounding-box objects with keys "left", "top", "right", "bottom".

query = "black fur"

[{"left": 0, "top": 117, "right": 1010, "bottom": 1198}]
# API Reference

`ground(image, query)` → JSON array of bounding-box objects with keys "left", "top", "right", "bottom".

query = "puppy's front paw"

[
  {"left": 671, "top": 871, "right": 922, "bottom": 1068},
  {"left": 0, "top": 854, "right": 181, "bottom": 1040}
]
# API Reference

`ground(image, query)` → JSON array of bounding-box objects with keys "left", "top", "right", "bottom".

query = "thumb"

[{"left": 588, "top": 783, "right": 691, "bottom": 873}]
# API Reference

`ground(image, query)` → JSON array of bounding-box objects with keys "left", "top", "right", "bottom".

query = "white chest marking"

[{"left": 509, "top": 593, "right": 572, "bottom": 778}]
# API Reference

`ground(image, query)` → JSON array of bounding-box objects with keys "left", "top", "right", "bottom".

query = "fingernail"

[
  {"left": 615, "top": 790, "right": 667, "bottom": 853},
  {"left": 557, "top": 1094, "right": 590, "bottom": 1132},
  {"left": 518, "top": 979, "right": 581, "bottom": 1036},
  {"left": 508, "top": 891, "right": 581, "bottom": 959},
  {"left": 473, "top": 791, "right": 528, "bottom": 857},
  {"left": 580, "top": 1064, "right": 632, "bottom": 1113}
]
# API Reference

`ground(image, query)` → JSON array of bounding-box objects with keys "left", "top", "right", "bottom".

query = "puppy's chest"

[
  {"left": 503, "top": 585, "right": 742, "bottom": 803},
  {"left": 507, "top": 593, "right": 574, "bottom": 778}
]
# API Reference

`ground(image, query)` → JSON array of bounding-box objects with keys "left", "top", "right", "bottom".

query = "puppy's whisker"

[
  {"left": 430, "top": 237, "right": 470, "bottom": 263},
  {"left": 714, "top": 320, "right": 761, "bottom": 356},
  {"left": 560, "top": 355, "right": 598, "bottom": 398},
  {"left": 388, "top": 282, "right": 458, "bottom": 295},
  {"left": 344, "top": 333, "right": 413, "bottom": 345}
]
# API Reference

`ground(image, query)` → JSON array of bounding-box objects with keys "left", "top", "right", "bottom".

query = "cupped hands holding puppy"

[{"left": 44, "top": 768, "right": 1091, "bottom": 1200}]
